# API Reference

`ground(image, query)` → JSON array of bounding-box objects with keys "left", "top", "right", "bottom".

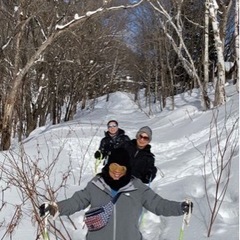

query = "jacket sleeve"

[
  {"left": 124, "top": 135, "right": 131, "bottom": 141},
  {"left": 142, "top": 186, "right": 183, "bottom": 217},
  {"left": 99, "top": 138, "right": 111, "bottom": 158},
  {"left": 141, "top": 156, "right": 157, "bottom": 183},
  {"left": 57, "top": 184, "right": 91, "bottom": 216}
]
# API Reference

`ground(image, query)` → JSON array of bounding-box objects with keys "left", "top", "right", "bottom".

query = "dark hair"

[{"left": 107, "top": 120, "right": 118, "bottom": 126}]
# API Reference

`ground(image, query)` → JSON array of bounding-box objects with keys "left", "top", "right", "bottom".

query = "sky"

[{"left": 0, "top": 82, "right": 238, "bottom": 240}]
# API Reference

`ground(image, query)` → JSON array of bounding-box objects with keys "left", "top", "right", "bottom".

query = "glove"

[
  {"left": 144, "top": 171, "right": 153, "bottom": 183},
  {"left": 39, "top": 202, "right": 58, "bottom": 217},
  {"left": 144, "top": 167, "right": 157, "bottom": 183},
  {"left": 181, "top": 200, "right": 193, "bottom": 214},
  {"left": 94, "top": 150, "right": 102, "bottom": 159}
]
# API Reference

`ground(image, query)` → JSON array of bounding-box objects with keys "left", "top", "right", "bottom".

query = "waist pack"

[{"left": 84, "top": 192, "right": 121, "bottom": 231}]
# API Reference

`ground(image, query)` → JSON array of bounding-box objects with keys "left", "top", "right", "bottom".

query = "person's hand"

[
  {"left": 144, "top": 167, "right": 157, "bottom": 183},
  {"left": 94, "top": 150, "right": 102, "bottom": 159},
  {"left": 144, "top": 170, "right": 153, "bottom": 183},
  {"left": 181, "top": 200, "right": 193, "bottom": 214},
  {"left": 39, "top": 202, "right": 58, "bottom": 217}
]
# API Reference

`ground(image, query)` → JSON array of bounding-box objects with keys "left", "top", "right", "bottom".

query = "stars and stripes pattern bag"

[{"left": 84, "top": 193, "right": 121, "bottom": 231}]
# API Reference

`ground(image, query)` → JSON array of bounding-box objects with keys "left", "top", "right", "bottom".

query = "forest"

[{"left": 0, "top": 0, "right": 238, "bottom": 150}]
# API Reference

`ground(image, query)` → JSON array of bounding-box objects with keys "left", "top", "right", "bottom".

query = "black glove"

[
  {"left": 94, "top": 150, "right": 102, "bottom": 159},
  {"left": 181, "top": 201, "right": 193, "bottom": 214},
  {"left": 144, "top": 167, "right": 157, "bottom": 183},
  {"left": 144, "top": 171, "right": 153, "bottom": 183},
  {"left": 39, "top": 202, "right": 58, "bottom": 217}
]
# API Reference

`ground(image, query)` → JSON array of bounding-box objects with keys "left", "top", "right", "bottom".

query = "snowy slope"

[{"left": 0, "top": 84, "right": 238, "bottom": 240}]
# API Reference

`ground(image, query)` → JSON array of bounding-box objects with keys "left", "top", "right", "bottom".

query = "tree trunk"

[
  {"left": 235, "top": 0, "right": 239, "bottom": 91},
  {"left": 148, "top": 1, "right": 211, "bottom": 110},
  {"left": 1, "top": 12, "right": 24, "bottom": 150},
  {"left": 1, "top": 28, "right": 56, "bottom": 149},
  {"left": 204, "top": 0, "right": 210, "bottom": 86},
  {"left": 209, "top": 0, "right": 226, "bottom": 106}
]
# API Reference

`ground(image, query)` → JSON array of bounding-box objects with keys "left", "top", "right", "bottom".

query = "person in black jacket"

[
  {"left": 123, "top": 126, "right": 157, "bottom": 184},
  {"left": 94, "top": 120, "right": 130, "bottom": 162}
]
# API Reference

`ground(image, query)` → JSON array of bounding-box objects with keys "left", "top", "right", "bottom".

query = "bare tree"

[
  {"left": 0, "top": 0, "right": 236, "bottom": 150},
  {"left": 190, "top": 108, "right": 239, "bottom": 237},
  {"left": 209, "top": 0, "right": 227, "bottom": 106},
  {"left": 0, "top": 131, "right": 89, "bottom": 239},
  {"left": 148, "top": 0, "right": 211, "bottom": 110},
  {"left": 0, "top": 0, "right": 145, "bottom": 150},
  {"left": 206, "top": 112, "right": 238, "bottom": 237}
]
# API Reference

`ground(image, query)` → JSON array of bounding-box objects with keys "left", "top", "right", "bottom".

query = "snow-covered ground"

[{"left": 0, "top": 83, "right": 238, "bottom": 239}]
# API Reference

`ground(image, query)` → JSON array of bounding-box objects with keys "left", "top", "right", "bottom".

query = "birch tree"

[
  {"left": 209, "top": 0, "right": 227, "bottom": 106},
  {"left": 204, "top": 0, "right": 210, "bottom": 85},
  {"left": 148, "top": 0, "right": 211, "bottom": 111}
]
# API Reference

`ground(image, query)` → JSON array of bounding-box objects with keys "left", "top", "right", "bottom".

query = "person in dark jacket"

[
  {"left": 39, "top": 148, "right": 193, "bottom": 240},
  {"left": 94, "top": 120, "right": 130, "bottom": 161},
  {"left": 123, "top": 126, "right": 157, "bottom": 183}
]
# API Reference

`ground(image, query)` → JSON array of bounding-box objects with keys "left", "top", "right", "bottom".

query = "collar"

[{"left": 92, "top": 176, "right": 137, "bottom": 194}]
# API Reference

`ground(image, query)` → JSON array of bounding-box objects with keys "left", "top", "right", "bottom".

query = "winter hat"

[
  {"left": 136, "top": 126, "right": 152, "bottom": 141},
  {"left": 107, "top": 148, "right": 130, "bottom": 167},
  {"left": 101, "top": 148, "right": 132, "bottom": 190}
]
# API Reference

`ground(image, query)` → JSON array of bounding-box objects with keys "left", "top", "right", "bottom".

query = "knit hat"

[
  {"left": 101, "top": 148, "right": 131, "bottom": 190},
  {"left": 136, "top": 126, "right": 152, "bottom": 142},
  {"left": 107, "top": 148, "right": 130, "bottom": 168}
]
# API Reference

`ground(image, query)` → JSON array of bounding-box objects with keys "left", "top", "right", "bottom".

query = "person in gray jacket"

[{"left": 39, "top": 148, "right": 193, "bottom": 240}]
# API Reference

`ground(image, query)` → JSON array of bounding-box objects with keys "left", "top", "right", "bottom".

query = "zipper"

[{"left": 134, "top": 150, "right": 139, "bottom": 158}]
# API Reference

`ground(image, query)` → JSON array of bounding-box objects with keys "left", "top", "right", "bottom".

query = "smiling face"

[{"left": 109, "top": 163, "right": 127, "bottom": 180}]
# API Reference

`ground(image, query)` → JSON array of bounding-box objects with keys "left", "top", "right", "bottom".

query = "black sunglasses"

[{"left": 139, "top": 134, "right": 149, "bottom": 141}]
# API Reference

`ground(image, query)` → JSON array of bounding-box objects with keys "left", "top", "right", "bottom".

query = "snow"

[
  {"left": 225, "top": 62, "right": 234, "bottom": 72},
  {"left": 86, "top": 8, "right": 103, "bottom": 17},
  {"left": 0, "top": 83, "right": 238, "bottom": 240},
  {"left": 74, "top": 14, "right": 79, "bottom": 20},
  {"left": 56, "top": 8, "right": 103, "bottom": 30}
]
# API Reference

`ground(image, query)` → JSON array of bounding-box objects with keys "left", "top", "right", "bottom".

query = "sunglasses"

[
  {"left": 109, "top": 163, "right": 127, "bottom": 175},
  {"left": 138, "top": 134, "right": 149, "bottom": 141},
  {"left": 108, "top": 124, "right": 118, "bottom": 128}
]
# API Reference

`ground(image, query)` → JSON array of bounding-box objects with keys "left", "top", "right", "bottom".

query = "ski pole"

[
  {"left": 178, "top": 198, "right": 192, "bottom": 240},
  {"left": 139, "top": 175, "right": 152, "bottom": 226},
  {"left": 42, "top": 213, "right": 51, "bottom": 240},
  {"left": 156, "top": 166, "right": 165, "bottom": 178}
]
